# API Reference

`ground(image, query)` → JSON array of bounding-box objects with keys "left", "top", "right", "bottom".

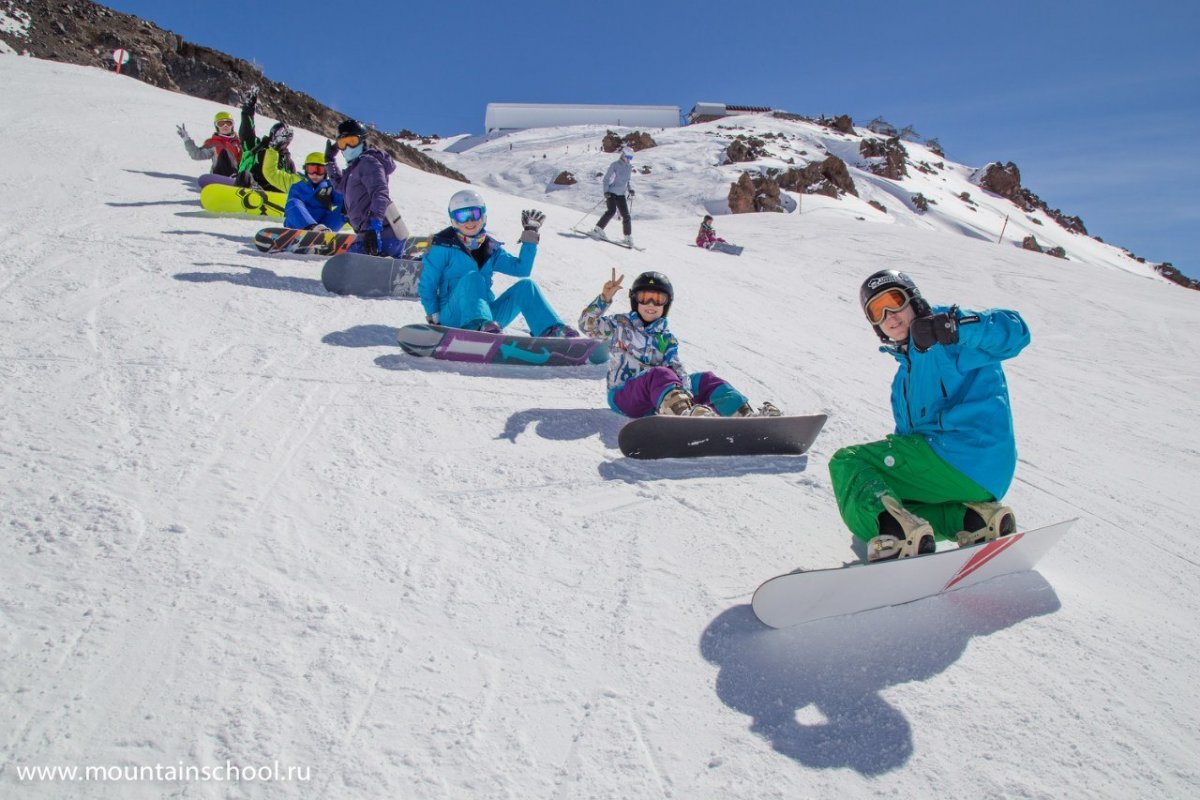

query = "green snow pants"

[{"left": 828, "top": 434, "right": 995, "bottom": 542}]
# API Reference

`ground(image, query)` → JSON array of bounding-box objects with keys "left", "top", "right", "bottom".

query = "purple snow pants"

[{"left": 608, "top": 367, "right": 746, "bottom": 418}]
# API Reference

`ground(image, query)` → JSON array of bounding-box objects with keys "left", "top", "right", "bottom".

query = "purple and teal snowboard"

[{"left": 397, "top": 324, "right": 607, "bottom": 367}]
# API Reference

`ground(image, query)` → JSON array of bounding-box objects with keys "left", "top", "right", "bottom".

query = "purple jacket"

[{"left": 327, "top": 148, "right": 394, "bottom": 232}]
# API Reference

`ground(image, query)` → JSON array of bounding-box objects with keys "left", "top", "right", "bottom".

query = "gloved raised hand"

[
  {"left": 909, "top": 308, "right": 959, "bottom": 353},
  {"left": 241, "top": 85, "right": 259, "bottom": 113},
  {"left": 362, "top": 218, "right": 384, "bottom": 256},
  {"left": 324, "top": 139, "right": 338, "bottom": 162},
  {"left": 521, "top": 209, "right": 545, "bottom": 231},
  {"left": 519, "top": 209, "right": 545, "bottom": 244},
  {"left": 176, "top": 123, "right": 189, "bottom": 141},
  {"left": 269, "top": 124, "right": 293, "bottom": 149}
]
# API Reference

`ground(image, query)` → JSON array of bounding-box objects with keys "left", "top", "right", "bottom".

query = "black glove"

[
  {"left": 362, "top": 228, "right": 382, "bottom": 256},
  {"left": 315, "top": 185, "right": 334, "bottom": 210},
  {"left": 269, "top": 124, "right": 293, "bottom": 148},
  {"left": 241, "top": 85, "right": 258, "bottom": 113},
  {"left": 909, "top": 309, "right": 959, "bottom": 353},
  {"left": 628, "top": 188, "right": 635, "bottom": 197},
  {"left": 324, "top": 139, "right": 338, "bottom": 162},
  {"left": 521, "top": 209, "right": 545, "bottom": 231}
]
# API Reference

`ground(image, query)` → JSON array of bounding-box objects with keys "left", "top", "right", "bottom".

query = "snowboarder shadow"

[
  {"left": 322, "top": 325, "right": 400, "bottom": 348},
  {"left": 174, "top": 265, "right": 326, "bottom": 296},
  {"left": 700, "top": 571, "right": 1061, "bottom": 775},
  {"left": 373, "top": 354, "right": 601, "bottom": 381},
  {"left": 499, "top": 408, "right": 624, "bottom": 449},
  {"left": 164, "top": 229, "right": 253, "bottom": 246},
  {"left": 123, "top": 168, "right": 197, "bottom": 184},
  {"left": 599, "top": 454, "right": 811, "bottom": 483}
]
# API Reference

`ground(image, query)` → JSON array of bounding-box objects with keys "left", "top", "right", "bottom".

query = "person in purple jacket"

[{"left": 325, "top": 119, "right": 405, "bottom": 257}]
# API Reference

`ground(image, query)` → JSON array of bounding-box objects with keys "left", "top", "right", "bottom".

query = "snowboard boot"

[
  {"left": 956, "top": 502, "right": 1017, "bottom": 546},
  {"left": 867, "top": 496, "right": 936, "bottom": 562},
  {"left": 540, "top": 323, "right": 580, "bottom": 338},
  {"left": 734, "top": 401, "right": 782, "bottom": 418},
  {"left": 684, "top": 404, "right": 715, "bottom": 417},
  {"left": 590, "top": 226, "right": 607, "bottom": 239},
  {"left": 657, "top": 388, "right": 696, "bottom": 416}
]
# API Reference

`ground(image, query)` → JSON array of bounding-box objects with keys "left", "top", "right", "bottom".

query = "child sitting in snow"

[
  {"left": 579, "top": 269, "right": 778, "bottom": 417},
  {"left": 695, "top": 215, "right": 743, "bottom": 255}
]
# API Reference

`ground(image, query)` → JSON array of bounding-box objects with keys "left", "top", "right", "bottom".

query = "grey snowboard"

[{"left": 618, "top": 414, "right": 827, "bottom": 459}]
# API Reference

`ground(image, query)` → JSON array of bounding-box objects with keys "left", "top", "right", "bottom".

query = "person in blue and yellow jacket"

[
  {"left": 418, "top": 189, "right": 576, "bottom": 337},
  {"left": 829, "top": 269, "right": 1031, "bottom": 563},
  {"left": 284, "top": 153, "right": 346, "bottom": 232}
]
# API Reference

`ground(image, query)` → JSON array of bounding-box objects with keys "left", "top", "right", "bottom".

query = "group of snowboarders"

[{"left": 179, "top": 99, "right": 1032, "bottom": 565}]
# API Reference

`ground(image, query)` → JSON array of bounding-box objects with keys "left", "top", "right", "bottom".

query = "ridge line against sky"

[{"left": 98, "top": 0, "right": 1200, "bottom": 280}]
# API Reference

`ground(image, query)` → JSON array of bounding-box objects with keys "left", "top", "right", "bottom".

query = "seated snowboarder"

[
  {"left": 234, "top": 86, "right": 298, "bottom": 193},
  {"left": 579, "top": 269, "right": 780, "bottom": 418},
  {"left": 696, "top": 215, "right": 743, "bottom": 255},
  {"left": 284, "top": 152, "right": 347, "bottom": 233},
  {"left": 176, "top": 111, "right": 242, "bottom": 177},
  {"left": 829, "top": 269, "right": 1030, "bottom": 562},
  {"left": 326, "top": 119, "right": 410, "bottom": 258},
  {"left": 418, "top": 189, "right": 577, "bottom": 337}
]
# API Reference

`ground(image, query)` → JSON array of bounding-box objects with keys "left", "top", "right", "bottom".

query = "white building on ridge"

[{"left": 484, "top": 103, "right": 681, "bottom": 133}]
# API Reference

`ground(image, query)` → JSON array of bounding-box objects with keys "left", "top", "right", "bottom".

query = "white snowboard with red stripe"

[{"left": 751, "top": 519, "right": 1077, "bottom": 629}]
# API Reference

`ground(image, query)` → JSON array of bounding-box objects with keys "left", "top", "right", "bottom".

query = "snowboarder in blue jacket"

[
  {"left": 284, "top": 152, "right": 346, "bottom": 232},
  {"left": 829, "top": 269, "right": 1031, "bottom": 562},
  {"left": 418, "top": 189, "right": 577, "bottom": 337}
]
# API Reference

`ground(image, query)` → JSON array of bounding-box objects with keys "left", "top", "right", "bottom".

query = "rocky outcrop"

[
  {"left": 601, "top": 130, "right": 657, "bottom": 153},
  {"left": 0, "top": 0, "right": 466, "bottom": 182},
  {"left": 724, "top": 135, "right": 768, "bottom": 163},
  {"left": 727, "top": 155, "right": 858, "bottom": 214},
  {"left": 551, "top": 171, "right": 576, "bottom": 186},
  {"left": 975, "top": 161, "right": 1088, "bottom": 236},
  {"left": 859, "top": 137, "right": 908, "bottom": 180},
  {"left": 1022, "top": 235, "right": 1043, "bottom": 253},
  {"left": 1155, "top": 263, "right": 1200, "bottom": 291},
  {"left": 728, "top": 172, "right": 785, "bottom": 213}
]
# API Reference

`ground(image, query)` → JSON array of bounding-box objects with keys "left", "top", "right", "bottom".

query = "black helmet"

[
  {"left": 337, "top": 118, "right": 369, "bottom": 139},
  {"left": 630, "top": 271, "right": 674, "bottom": 316},
  {"left": 859, "top": 269, "right": 931, "bottom": 342}
]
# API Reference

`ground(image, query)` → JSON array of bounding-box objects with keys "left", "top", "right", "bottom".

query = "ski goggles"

[
  {"left": 864, "top": 288, "right": 912, "bottom": 324},
  {"left": 304, "top": 165, "right": 326, "bottom": 177},
  {"left": 450, "top": 206, "right": 485, "bottom": 224},
  {"left": 336, "top": 134, "right": 362, "bottom": 150},
  {"left": 635, "top": 290, "right": 668, "bottom": 307},
  {"left": 216, "top": 118, "right": 234, "bottom": 129}
]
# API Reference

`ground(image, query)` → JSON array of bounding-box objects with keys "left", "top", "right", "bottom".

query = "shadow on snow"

[
  {"left": 499, "top": 407, "right": 625, "bottom": 450},
  {"left": 374, "top": 353, "right": 602, "bottom": 381},
  {"left": 174, "top": 264, "right": 326, "bottom": 296},
  {"left": 700, "top": 571, "right": 1061, "bottom": 776}
]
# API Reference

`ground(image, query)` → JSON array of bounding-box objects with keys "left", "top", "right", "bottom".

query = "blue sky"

[{"left": 105, "top": 0, "right": 1199, "bottom": 278}]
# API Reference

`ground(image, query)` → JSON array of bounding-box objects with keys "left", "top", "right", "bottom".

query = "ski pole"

[{"left": 571, "top": 199, "right": 605, "bottom": 232}]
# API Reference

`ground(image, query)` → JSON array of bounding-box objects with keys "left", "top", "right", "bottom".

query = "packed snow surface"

[{"left": 1, "top": 55, "right": 1198, "bottom": 799}]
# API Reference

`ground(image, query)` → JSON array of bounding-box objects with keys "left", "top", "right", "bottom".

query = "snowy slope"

[
  {"left": 1, "top": 55, "right": 1198, "bottom": 800},
  {"left": 431, "top": 114, "right": 1159, "bottom": 281}
]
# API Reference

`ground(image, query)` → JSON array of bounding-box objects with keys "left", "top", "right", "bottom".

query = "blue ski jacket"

[
  {"left": 884, "top": 304, "right": 1030, "bottom": 499},
  {"left": 417, "top": 226, "right": 537, "bottom": 320},
  {"left": 283, "top": 178, "right": 346, "bottom": 231}
]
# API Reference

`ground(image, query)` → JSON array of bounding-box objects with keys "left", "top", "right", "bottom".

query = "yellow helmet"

[
  {"left": 213, "top": 111, "right": 234, "bottom": 128},
  {"left": 303, "top": 152, "right": 326, "bottom": 168}
]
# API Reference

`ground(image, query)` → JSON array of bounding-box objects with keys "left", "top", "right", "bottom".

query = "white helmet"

[
  {"left": 448, "top": 189, "right": 486, "bottom": 214},
  {"left": 620, "top": 146, "right": 634, "bottom": 159}
]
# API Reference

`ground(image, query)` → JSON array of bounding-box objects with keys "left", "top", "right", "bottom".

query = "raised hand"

[{"left": 601, "top": 267, "right": 625, "bottom": 302}]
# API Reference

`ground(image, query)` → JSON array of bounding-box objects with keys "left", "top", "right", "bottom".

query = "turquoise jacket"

[
  {"left": 885, "top": 304, "right": 1030, "bottom": 499},
  {"left": 417, "top": 227, "right": 537, "bottom": 322}
]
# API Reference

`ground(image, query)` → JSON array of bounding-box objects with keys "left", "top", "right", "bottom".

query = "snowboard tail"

[
  {"left": 320, "top": 238, "right": 432, "bottom": 297},
  {"left": 397, "top": 324, "right": 607, "bottom": 367},
  {"left": 751, "top": 518, "right": 1078, "bottom": 629},
  {"left": 200, "top": 183, "right": 286, "bottom": 218}
]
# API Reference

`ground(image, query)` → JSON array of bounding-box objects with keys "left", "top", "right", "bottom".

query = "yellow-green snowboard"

[{"left": 199, "top": 183, "right": 287, "bottom": 218}]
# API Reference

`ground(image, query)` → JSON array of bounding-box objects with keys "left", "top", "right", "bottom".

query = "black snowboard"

[
  {"left": 320, "top": 236, "right": 431, "bottom": 297},
  {"left": 617, "top": 414, "right": 827, "bottom": 459}
]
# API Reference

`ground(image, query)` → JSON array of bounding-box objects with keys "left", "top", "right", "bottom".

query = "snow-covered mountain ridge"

[{"left": 1, "top": 53, "right": 1198, "bottom": 800}]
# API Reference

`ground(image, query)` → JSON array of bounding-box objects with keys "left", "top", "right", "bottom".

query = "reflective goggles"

[
  {"left": 216, "top": 119, "right": 234, "bottom": 129},
  {"left": 635, "top": 290, "right": 668, "bottom": 307},
  {"left": 450, "top": 206, "right": 485, "bottom": 224},
  {"left": 304, "top": 165, "right": 326, "bottom": 177},
  {"left": 864, "top": 288, "right": 912, "bottom": 324},
  {"left": 336, "top": 134, "right": 362, "bottom": 150}
]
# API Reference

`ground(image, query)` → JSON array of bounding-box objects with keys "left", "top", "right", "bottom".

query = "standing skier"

[
  {"left": 579, "top": 269, "right": 780, "bottom": 418},
  {"left": 829, "top": 269, "right": 1030, "bottom": 562},
  {"left": 325, "top": 119, "right": 406, "bottom": 257},
  {"left": 234, "top": 87, "right": 298, "bottom": 193},
  {"left": 176, "top": 111, "right": 242, "bottom": 177},
  {"left": 284, "top": 152, "right": 347, "bottom": 232},
  {"left": 418, "top": 189, "right": 577, "bottom": 337},
  {"left": 590, "top": 146, "right": 636, "bottom": 247}
]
